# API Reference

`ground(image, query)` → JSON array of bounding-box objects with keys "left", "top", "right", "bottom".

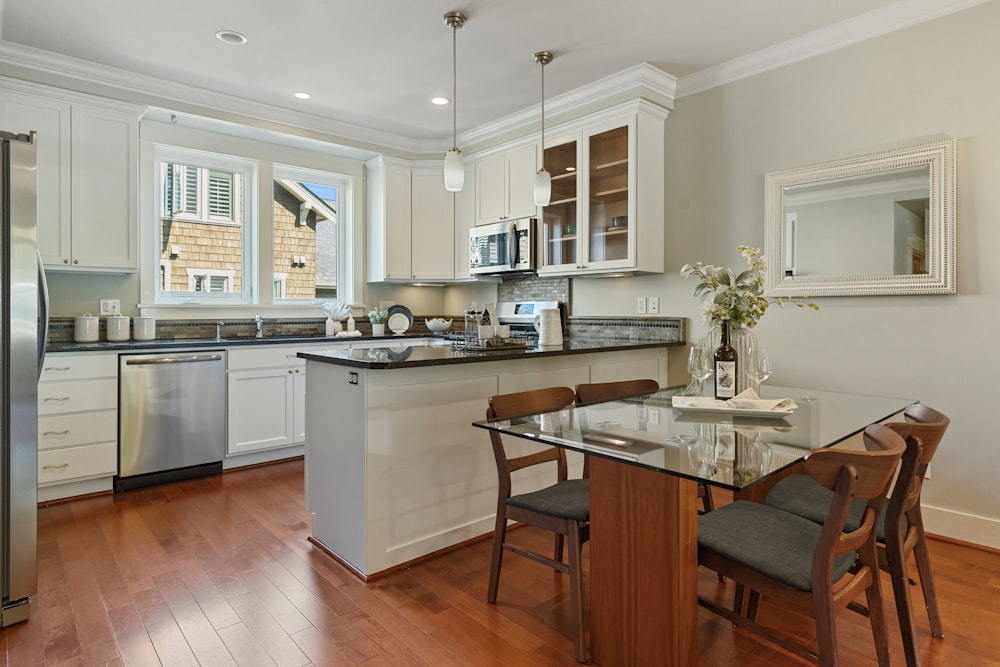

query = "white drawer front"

[
  {"left": 40, "top": 354, "right": 117, "bottom": 382},
  {"left": 38, "top": 411, "right": 117, "bottom": 451},
  {"left": 38, "top": 441, "right": 116, "bottom": 486},
  {"left": 227, "top": 342, "right": 350, "bottom": 370},
  {"left": 38, "top": 378, "right": 117, "bottom": 415}
]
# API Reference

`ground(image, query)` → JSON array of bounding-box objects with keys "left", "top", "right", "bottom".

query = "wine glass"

[
  {"left": 748, "top": 346, "right": 772, "bottom": 387},
  {"left": 686, "top": 343, "right": 714, "bottom": 396}
]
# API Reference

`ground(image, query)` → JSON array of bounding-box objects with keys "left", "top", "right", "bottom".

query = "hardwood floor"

[{"left": 3, "top": 458, "right": 999, "bottom": 666}]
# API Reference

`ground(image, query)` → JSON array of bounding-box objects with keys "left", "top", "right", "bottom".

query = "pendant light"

[
  {"left": 443, "top": 11, "right": 467, "bottom": 192},
  {"left": 533, "top": 51, "right": 554, "bottom": 207}
]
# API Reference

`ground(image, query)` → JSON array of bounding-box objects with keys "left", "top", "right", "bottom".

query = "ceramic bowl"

[{"left": 425, "top": 318, "right": 452, "bottom": 333}]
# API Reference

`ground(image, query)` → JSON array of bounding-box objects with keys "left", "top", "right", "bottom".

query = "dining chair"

[
  {"left": 765, "top": 404, "right": 949, "bottom": 667},
  {"left": 697, "top": 423, "right": 906, "bottom": 667},
  {"left": 485, "top": 386, "right": 589, "bottom": 662},
  {"left": 574, "top": 379, "right": 716, "bottom": 514}
]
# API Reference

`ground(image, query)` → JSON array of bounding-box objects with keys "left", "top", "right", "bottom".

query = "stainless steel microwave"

[{"left": 469, "top": 218, "right": 536, "bottom": 275}]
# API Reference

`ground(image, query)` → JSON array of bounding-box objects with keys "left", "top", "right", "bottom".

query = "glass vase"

[{"left": 682, "top": 324, "right": 760, "bottom": 396}]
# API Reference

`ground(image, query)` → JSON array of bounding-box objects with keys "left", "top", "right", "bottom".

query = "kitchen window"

[
  {"left": 147, "top": 137, "right": 359, "bottom": 310},
  {"left": 273, "top": 165, "right": 345, "bottom": 301},
  {"left": 156, "top": 147, "right": 254, "bottom": 303}
]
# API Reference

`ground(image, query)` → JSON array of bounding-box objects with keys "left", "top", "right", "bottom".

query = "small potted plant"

[{"left": 367, "top": 308, "right": 388, "bottom": 336}]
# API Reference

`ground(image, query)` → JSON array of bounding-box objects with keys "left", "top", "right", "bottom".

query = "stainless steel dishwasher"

[{"left": 116, "top": 350, "right": 226, "bottom": 491}]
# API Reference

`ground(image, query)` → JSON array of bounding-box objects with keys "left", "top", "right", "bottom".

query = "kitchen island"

[{"left": 299, "top": 337, "right": 681, "bottom": 579}]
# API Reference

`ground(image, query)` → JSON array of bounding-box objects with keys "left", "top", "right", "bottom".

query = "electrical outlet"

[
  {"left": 648, "top": 296, "right": 659, "bottom": 314},
  {"left": 100, "top": 299, "right": 120, "bottom": 316},
  {"left": 636, "top": 406, "right": 647, "bottom": 422},
  {"left": 636, "top": 297, "right": 646, "bottom": 314},
  {"left": 648, "top": 407, "right": 659, "bottom": 425}
]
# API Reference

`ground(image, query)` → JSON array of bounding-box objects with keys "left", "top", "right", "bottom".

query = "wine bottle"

[{"left": 714, "top": 320, "right": 737, "bottom": 400}]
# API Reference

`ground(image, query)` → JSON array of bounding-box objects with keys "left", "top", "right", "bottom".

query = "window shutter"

[
  {"left": 208, "top": 170, "right": 234, "bottom": 220},
  {"left": 184, "top": 166, "right": 199, "bottom": 214},
  {"left": 210, "top": 275, "right": 228, "bottom": 292}
]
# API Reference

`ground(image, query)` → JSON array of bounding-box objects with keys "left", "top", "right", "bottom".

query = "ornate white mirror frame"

[{"left": 764, "top": 138, "right": 956, "bottom": 297}]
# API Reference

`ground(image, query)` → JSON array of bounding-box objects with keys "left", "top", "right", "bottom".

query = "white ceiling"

[{"left": 0, "top": 0, "right": 984, "bottom": 149}]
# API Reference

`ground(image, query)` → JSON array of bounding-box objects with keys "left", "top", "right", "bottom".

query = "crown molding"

[
  {"left": 460, "top": 63, "right": 676, "bottom": 148},
  {"left": 677, "top": 0, "right": 990, "bottom": 98},
  {"left": 0, "top": 41, "right": 432, "bottom": 155}
]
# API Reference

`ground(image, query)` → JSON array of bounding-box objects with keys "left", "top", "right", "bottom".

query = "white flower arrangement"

[{"left": 322, "top": 300, "right": 351, "bottom": 321}]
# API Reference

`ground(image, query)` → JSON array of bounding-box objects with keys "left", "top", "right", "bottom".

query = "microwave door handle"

[{"left": 506, "top": 221, "right": 518, "bottom": 269}]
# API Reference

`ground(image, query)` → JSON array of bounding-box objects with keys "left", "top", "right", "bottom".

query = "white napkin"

[
  {"left": 672, "top": 389, "right": 797, "bottom": 412},
  {"left": 334, "top": 330, "right": 363, "bottom": 338}
]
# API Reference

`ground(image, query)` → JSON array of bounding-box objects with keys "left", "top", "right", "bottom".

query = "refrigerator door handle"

[{"left": 37, "top": 249, "right": 49, "bottom": 380}]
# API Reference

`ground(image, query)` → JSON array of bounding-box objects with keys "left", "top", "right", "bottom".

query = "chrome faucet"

[
  {"left": 215, "top": 321, "right": 225, "bottom": 339},
  {"left": 254, "top": 315, "right": 264, "bottom": 338}
]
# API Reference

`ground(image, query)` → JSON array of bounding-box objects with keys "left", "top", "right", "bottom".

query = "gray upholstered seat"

[
  {"left": 507, "top": 479, "right": 590, "bottom": 521},
  {"left": 765, "top": 473, "right": 899, "bottom": 541},
  {"left": 698, "top": 500, "right": 857, "bottom": 592}
]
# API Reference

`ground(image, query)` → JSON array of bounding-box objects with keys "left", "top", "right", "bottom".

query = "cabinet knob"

[
  {"left": 73, "top": 259, "right": 79, "bottom": 265},
  {"left": 63, "top": 258, "right": 70, "bottom": 264}
]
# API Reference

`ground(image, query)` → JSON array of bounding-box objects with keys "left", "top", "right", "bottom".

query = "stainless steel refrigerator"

[{"left": 1, "top": 130, "right": 46, "bottom": 627}]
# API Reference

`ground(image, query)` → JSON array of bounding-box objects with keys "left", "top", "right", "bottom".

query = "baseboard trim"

[{"left": 922, "top": 504, "right": 1000, "bottom": 551}]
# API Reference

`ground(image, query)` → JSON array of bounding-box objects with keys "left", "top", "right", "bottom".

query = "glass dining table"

[{"left": 473, "top": 385, "right": 915, "bottom": 666}]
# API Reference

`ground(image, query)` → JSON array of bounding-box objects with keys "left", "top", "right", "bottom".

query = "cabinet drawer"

[
  {"left": 38, "top": 378, "right": 117, "bottom": 415},
  {"left": 227, "top": 342, "right": 350, "bottom": 370},
  {"left": 38, "top": 441, "right": 116, "bottom": 486},
  {"left": 38, "top": 411, "right": 116, "bottom": 451},
  {"left": 40, "top": 354, "right": 117, "bottom": 381}
]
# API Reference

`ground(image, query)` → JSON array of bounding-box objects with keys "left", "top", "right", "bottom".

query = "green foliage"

[{"left": 681, "top": 245, "right": 817, "bottom": 329}]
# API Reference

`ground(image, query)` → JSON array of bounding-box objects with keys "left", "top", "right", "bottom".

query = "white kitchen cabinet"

[
  {"left": 0, "top": 80, "right": 140, "bottom": 272},
  {"left": 453, "top": 163, "right": 477, "bottom": 281},
  {"left": 537, "top": 104, "right": 667, "bottom": 276},
  {"left": 226, "top": 343, "right": 346, "bottom": 456},
  {"left": 37, "top": 352, "right": 119, "bottom": 501},
  {"left": 474, "top": 143, "right": 538, "bottom": 225},
  {"left": 367, "top": 157, "right": 455, "bottom": 282}
]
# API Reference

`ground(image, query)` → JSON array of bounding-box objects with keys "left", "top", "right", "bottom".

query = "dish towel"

[
  {"left": 334, "top": 330, "right": 363, "bottom": 338},
  {"left": 672, "top": 389, "right": 797, "bottom": 412}
]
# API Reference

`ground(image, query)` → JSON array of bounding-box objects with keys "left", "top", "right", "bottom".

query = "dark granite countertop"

[
  {"left": 45, "top": 333, "right": 433, "bottom": 353},
  {"left": 298, "top": 337, "right": 682, "bottom": 369}
]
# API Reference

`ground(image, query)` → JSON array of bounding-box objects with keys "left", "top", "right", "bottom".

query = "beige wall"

[{"left": 574, "top": 1, "right": 1000, "bottom": 547}]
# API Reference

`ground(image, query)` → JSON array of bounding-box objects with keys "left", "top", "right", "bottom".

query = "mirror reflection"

[
  {"left": 765, "top": 138, "right": 955, "bottom": 297},
  {"left": 782, "top": 164, "right": 930, "bottom": 279}
]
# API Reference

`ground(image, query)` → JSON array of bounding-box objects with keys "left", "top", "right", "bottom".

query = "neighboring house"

[{"left": 160, "top": 167, "right": 336, "bottom": 299}]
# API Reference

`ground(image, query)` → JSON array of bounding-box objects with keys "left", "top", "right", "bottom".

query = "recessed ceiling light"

[
  {"left": 294, "top": 92, "right": 311, "bottom": 100},
  {"left": 431, "top": 97, "right": 451, "bottom": 106},
  {"left": 216, "top": 30, "right": 248, "bottom": 45}
]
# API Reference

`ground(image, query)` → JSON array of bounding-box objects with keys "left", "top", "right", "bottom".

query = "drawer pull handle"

[
  {"left": 44, "top": 366, "right": 71, "bottom": 372},
  {"left": 43, "top": 396, "right": 70, "bottom": 402},
  {"left": 43, "top": 430, "right": 70, "bottom": 436},
  {"left": 42, "top": 463, "right": 69, "bottom": 470}
]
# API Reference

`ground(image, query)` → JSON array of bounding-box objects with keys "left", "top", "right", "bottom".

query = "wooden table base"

[{"left": 589, "top": 457, "right": 699, "bottom": 666}]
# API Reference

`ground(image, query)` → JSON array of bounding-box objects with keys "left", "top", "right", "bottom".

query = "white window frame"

[
  {"left": 153, "top": 145, "right": 257, "bottom": 305},
  {"left": 271, "top": 164, "right": 350, "bottom": 304},
  {"left": 188, "top": 268, "right": 236, "bottom": 293}
]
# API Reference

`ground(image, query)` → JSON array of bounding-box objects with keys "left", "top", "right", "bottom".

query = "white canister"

[
  {"left": 74, "top": 313, "right": 99, "bottom": 342},
  {"left": 533, "top": 308, "right": 563, "bottom": 346},
  {"left": 106, "top": 315, "right": 130, "bottom": 342},
  {"left": 133, "top": 316, "right": 156, "bottom": 341}
]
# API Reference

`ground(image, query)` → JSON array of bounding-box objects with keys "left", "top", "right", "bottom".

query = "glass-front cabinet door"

[
  {"left": 539, "top": 120, "right": 636, "bottom": 274},
  {"left": 540, "top": 138, "right": 579, "bottom": 269},
  {"left": 586, "top": 125, "right": 630, "bottom": 267}
]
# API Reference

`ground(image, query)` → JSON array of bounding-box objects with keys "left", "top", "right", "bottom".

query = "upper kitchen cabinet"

[
  {"left": 367, "top": 156, "right": 455, "bottom": 282},
  {"left": 537, "top": 103, "right": 667, "bottom": 276},
  {"left": 474, "top": 143, "right": 538, "bottom": 225},
  {"left": 0, "top": 80, "right": 140, "bottom": 273}
]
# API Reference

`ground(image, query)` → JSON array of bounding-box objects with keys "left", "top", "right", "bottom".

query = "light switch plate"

[
  {"left": 636, "top": 297, "right": 646, "bottom": 314},
  {"left": 649, "top": 297, "right": 659, "bottom": 314},
  {"left": 100, "top": 299, "right": 120, "bottom": 316}
]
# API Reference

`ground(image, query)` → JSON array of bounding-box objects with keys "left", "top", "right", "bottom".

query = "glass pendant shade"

[
  {"left": 533, "top": 168, "right": 551, "bottom": 206},
  {"left": 444, "top": 148, "right": 465, "bottom": 191}
]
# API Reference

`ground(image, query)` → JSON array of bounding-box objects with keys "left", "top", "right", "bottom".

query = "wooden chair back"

[
  {"left": 487, "top": 387, "right": 577, "bottom": 497},
  {"left": 574, "top": 379, "right": 659, "bottom": 406}
]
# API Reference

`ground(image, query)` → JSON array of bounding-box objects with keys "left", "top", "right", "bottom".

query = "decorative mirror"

[{"left": 764, "top": 138, "right": 955, "bottom": 297}]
